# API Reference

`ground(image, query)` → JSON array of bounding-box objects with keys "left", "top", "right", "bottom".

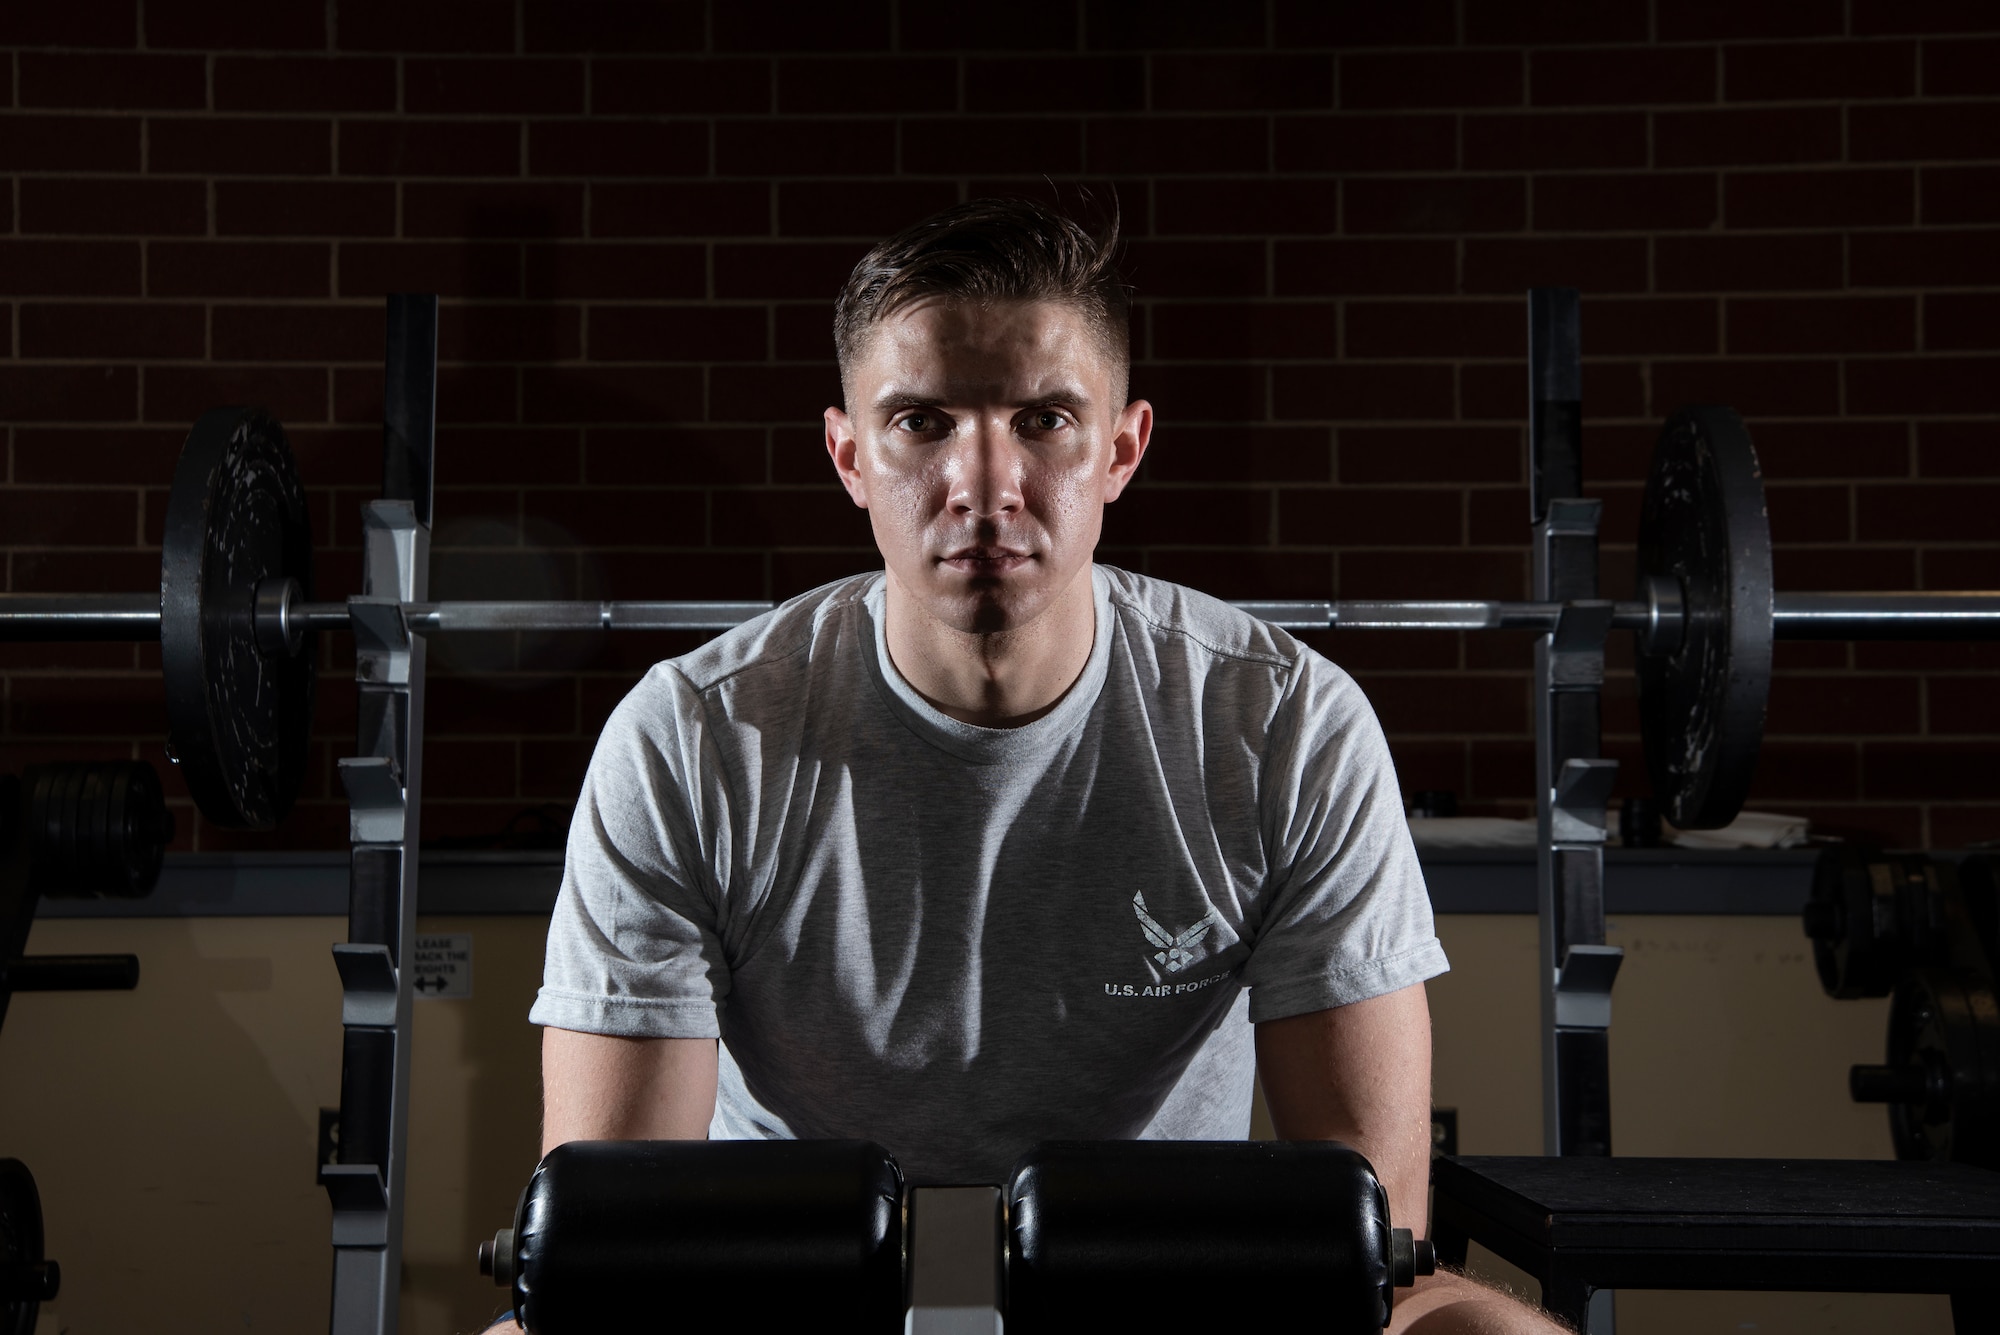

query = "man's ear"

[
  {"left": 825, "top": 406, "right": 868, "bottom": 508},
  {"left": 1102, "top": 398, "right": 1153, "bottom": 503}
]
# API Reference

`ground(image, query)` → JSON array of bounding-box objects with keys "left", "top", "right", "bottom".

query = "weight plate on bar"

[
  {"left": 0, "top": 1158, "right": 52, "bottom": 1333},
  {"left": 1635, "top": 405, "right": 1774, "bottom": 830},
  {"left": 160, "top": 408, "right": 315, "bottom": 831}
]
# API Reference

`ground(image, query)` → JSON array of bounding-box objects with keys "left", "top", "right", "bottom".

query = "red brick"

[
  {"left": 337, "top": 0, "right": 517, "bottom": 52},
  {"left": 342, "top": 241, "right": 522, "bottom": 299},
  {"left": 1085, "top": 117, "right": 1266, "bottom": 174},
  {"left": 1463, "top": 358, "right": 1645, "bottom": 420},
  {"left": 963, "top": 55, "right": 1142, "bottom": 113},
  {"left": 0, "top": 114, "right": 141, "bottom": 172},
  {"left": 1727, "top": 296, "right": 1916, "bottom": 356},
  {"left": 1928, "top": 806, "right": 2000, "bottom": 848},
  {"left": 404, "top": 182, "right": 585, "bottom": 239},
  {"left": 1532, "top": 172, "right": 1716, "bottom": 232},
  {"left": 1274, "top": 115, "right": 1457, "bottom": 174},
  {"left": 530, "top": 120, "right": 711, "bottom": 179},
  {"left": 903, "top": 118, "right": 1082, "bottom": 176},
  {"left": 523, "top": 0, "right": 703, "bottom": 52},
  {"left": 217, "top": 180, "right": 393, "bottom": 236},
  {"left": 1658, "top": 0, "right": 1844, "bottom": 39},
  {"left": 585, "top": 427, "right": 769, "bottom": 486},
  {"left": 425, "top": 675, "right": 577, "bottom": 737},
  {"left": 339, "top": 120, "right": 520, "bottom": 178},
  {"left": 340, "top": 364, "right": 518, "bottom": 426},
  {"left": 1724, "top": 40, "right": 1916, "bottom": 102},
  {"left": 1773, "top": 545, "right": 1916, "bottom": 592},
  {"left": 1272, "top": 363, "right": 1454, "bottom": 421},
  {"left": 1467, "top": 487, "right": 1546, "bottom": 546},
  {"left": 1859, "top": 481, "right": 2000, "bottom": 541},
  {"left": 1146, "top": 550, "right": 1335, "bottom": 602},
  {"left": 1853, "top": 103, "right": 2000, "bottom": 163},
  {"left": 711, "top": 487, "right": 872, "bottom": 547},
  {"left": 1925, "top": 36, "right": 2000, "bottom": 95},
  {"left": 1926, "top": 293, "right": 2000, "bottom": 351},
  {"left": 902, "top": 0, "right": 1075, "bottom": 49},
  {"left": 22, "top": 179, "right": 207, "bottom": 236},
  {"left": 588, "top": 306, "right": 768, "bottom": 362},
  {"left": 1743, "top": 742, "right": 1863, "bottom": 801},
  {"left": 1285, "top": 484, "right": 1466, "bottom": 547},
  {"left": 0, "top": 240, "right": 142, "bottom": 296},
  {"left": 1128, "top": 363, "right": 1266, "bottom": 422},
  {"left": 521, "top": 243, "right": 701, "bottom": 301},
  {"left": 1084, "top": 0, "right": 1263, "bottom": 51},
  {"left": 215, "top": 57, "right": 397, "bottom": 113},
  {"left": 591, "top": 58, "right": 773, "bottom": 115},
  {"left": 1276, "top": 0, "right": 1454, "bottom": 47},
  {"left": 283, "top": 426, "right": 387, "bottom": 487},
  {"left": 207, "top": 304, "right": 377, "bottom": 362},
  {"left": 0, "top": 489, "right": 139, "bottom": 546},
  {"left": 1140, "top": 426, "right": 1331, "bottom": 484},
  {"left": 1463, "top": 112, "right": 1645, "bottom": 171},
  {"left": 0, "top": 365, "right": 137, "bottom": 421},
  {"left": 1152, "top": 53, "right": 1333, "bottom": 111},
  {"left": 1657, "top": 107, "right": 1842, "bottom": 168},
  {"left": 152, "top": 117, "right": 333, "bottom": 175},
  {"left": 440, "top": 303, "right": 583, "bottom": 363},
  {"left": 1865, "top": 743, "right": 2000, "bottom": 800},
  {"left": 1125, "top": 240, "right": 1273, "bottom": 297},
  {"left": 144, "top": 0, "right": 325, "bottom": 49},
  {"left": 714, "top": 243, "right": 863, "bottom": 300},
  {"left": 1917, "top": 422, "right": 1999, "bottom": 478},
  {"left": 523, "top": 487, "right": 708, "bottom": 548},
  {"left": 1098, "top": 486, "right": 1273, "bottom": 547},
  {"left": 10, "top": 677, "right": 170, "bottom": 740},
  {"left": 1358, "top": 553, "right": 1533, "bottom": 607},
  {"left": 1341, "top": 52, "right": 1524, "bottom": 111},
  {"left": 1339, "top": 426, "right": 1521, "bottom": 485},
  {"left": 1342, "top": 301, "right": 1516, "bottom": 359},
  {"left": 710, "top": 364, "right": 845, "bottom": 423},
  {"left": 1852, "top": 229, "right": 2000, "bottom": 288},
  {"left": 8, "top": 550, "right": 160, "bottom": 593},
  {"left": 1346, "top": 177, "right": 1526, "bottom": 235},
  {"left": 1923, "top": 166, "right": 2000, "bottom": 225},
  {"left": 1529, "top": 47, "right": 1717, "bottom": 107},
  {"left": 594, "top": 182, "right": 771, "bottom": 239},
  {"left": 143, "top": 366, "right": 327, "bottom": 426},
  {"left": 13, "top": 427, "right": 184, "bottom": 484},
  {"left": 520, "top": 366, "right": 704, "bottom": 424},
  {"left": 0, "top": 1, "right": 137, "bottom": 46},
  {"left": 1461, "top": 237, "right": 1646, "bottom": 294},
  {"left": 1767, "top": 675, "right": 1922, "bottom": 737},
  {"left": 1766, "top": 483, "right": 1855, "bottom": 544},
  {"left": 20, "top": 302, "right": 205, "bottom": 359},
  {"left": 588, "top": 552, "right": 769, "bottom": 603},
  {"left": 777, "top": 58, "right": 959, "bottom": 114},
  {"left": 777, "top": 181, "right": 963, "bottom": 240},
  {"left": 18, "top": 53, "right": 205, "bottom": 111},
  {"left": 406, "top": 59, "right": 586, "bottom": 116},
  {"left": 1849, "top": 357, "right": 2000, "bottom": 415},
  {"left": 1931, "top": 677, "right": 2000, "bottom": 735},
  {"left": 1272, "top": 243, "right": 1448, "bottom": 301},
  {"left": 1581, "top": 297, "right": 1718, "bottom": 356},
  {"left": 1656, "top": 233, "right": 1845, "bottom": 292},
  {"left": 1725, "top": 168, "right": 1915, "bottom": 231},
  {"left": 1151, "top": 302, "right": 1338, "bottom": 359},
  {"left": 1650, "top": 358, "right": 1838, "bottom": 418},
  {"left": 713, "top": 117, "right": 898, "bottom": 177},
  {"left": 1753, "top": 421, "right": 1912, "bottom": 479}
]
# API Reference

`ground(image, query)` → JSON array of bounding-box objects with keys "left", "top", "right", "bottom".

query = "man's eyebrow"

[
  {"left": 1020, "top": 387, "right": 1092, "bottom": 410},
  {"left": 873, "top": 391, "right": 943, "bottom": 413}
]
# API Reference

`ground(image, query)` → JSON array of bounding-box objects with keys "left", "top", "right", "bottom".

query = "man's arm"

[
  {"left": 539, "top": 1027, "right": 719, "bottom": 1155},
  {"left": 1257, "top": 985, "right": 1565, "bottom": 1334}
]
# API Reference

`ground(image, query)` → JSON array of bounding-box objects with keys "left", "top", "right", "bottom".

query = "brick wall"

[{"left": 2, "top": 0, "right": 1996, "bottom": 852}]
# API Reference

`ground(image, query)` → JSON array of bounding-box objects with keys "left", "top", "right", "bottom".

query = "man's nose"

[{"left": 947, "top": 421, "right": 1024, "bottom": 518}]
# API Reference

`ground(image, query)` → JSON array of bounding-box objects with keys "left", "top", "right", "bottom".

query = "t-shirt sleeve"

[
  {"left": 529, "top": 666, "right": 732, "bottom": 1039},
  {"left": 1239, "top": 651, "right": 1448, "bottom": 1023}
]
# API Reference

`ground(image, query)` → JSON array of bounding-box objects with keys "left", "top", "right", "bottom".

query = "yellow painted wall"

[{"left": 0, "top": 911, "right": 1954, "bottom": 1334}]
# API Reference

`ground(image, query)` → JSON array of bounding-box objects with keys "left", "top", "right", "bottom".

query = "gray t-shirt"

[{"left": 531, "top": 565, "right": 1447, "bottom": 1184}]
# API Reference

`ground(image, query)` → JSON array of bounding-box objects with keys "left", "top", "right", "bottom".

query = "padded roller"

[
  {"left": 499, "top": 1139, "right": 905, "bottom": 1335},
  {"left": 1005, "top": 1140, "right": 1414, "bottom": 1333}
]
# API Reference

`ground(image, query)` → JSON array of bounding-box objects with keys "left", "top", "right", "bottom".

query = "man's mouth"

[{"left": 940, "top": 546, "right": 1033, "bottom": 577}]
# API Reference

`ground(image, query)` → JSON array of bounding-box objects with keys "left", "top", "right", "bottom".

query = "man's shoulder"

[
  {"left": 667, "top": 571, "right": 879, "bottom": 696},
  {"left": 1099, "top": 565, "right": 1305, "bottom": 673}
]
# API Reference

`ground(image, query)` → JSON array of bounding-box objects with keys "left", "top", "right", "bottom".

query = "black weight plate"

[
  {"left": 1635, "top": 404, "right": 1774, "bottom": 830},
  {"left": 0, "top": 1158, "right": 47, "bottom": 1334},
  {"left": 160, "top": 408, "right": 315, "bottom": 831},
  {"left": 1884, "top": 970, "right": 2000, "bottom": 1171}
]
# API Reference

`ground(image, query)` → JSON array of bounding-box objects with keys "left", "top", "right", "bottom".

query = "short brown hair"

[{"left": 833, "top": 196, "right": 1131, "bottom": 402}]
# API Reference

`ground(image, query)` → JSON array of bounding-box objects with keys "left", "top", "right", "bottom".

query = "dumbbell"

[{"left": 478, "top": 1139, "right": 1433, "bottom": 1334}]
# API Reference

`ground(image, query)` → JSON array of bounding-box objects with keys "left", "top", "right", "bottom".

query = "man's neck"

[{"left": 882, "top": 568, "right": 1098, "bottom": 728}]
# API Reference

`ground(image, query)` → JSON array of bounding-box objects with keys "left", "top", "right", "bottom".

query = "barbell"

[{"left": 1, "top": 404, "right": 1998, "bottom": 834}]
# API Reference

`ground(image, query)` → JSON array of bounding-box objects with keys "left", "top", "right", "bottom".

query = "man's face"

[{"left": 825, "top": 298, "right": 1151, "bottom": 637}]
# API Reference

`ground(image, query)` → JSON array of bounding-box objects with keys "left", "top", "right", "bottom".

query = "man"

[{"left": 501, "top": 199, "right": 1559, "bottom": 1333}]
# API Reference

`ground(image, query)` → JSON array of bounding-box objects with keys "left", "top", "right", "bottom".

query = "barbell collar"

[{"left": 1773, "top": 592, "right": 2000, "bottom": 640}]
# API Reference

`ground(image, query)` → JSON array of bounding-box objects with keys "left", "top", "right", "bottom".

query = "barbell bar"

[
  {"left": 5, "top": 402, "right": 1999, "bottom": 837},
  {"left": 9, "top": 588, "right": 2000, "bottom": 643}
]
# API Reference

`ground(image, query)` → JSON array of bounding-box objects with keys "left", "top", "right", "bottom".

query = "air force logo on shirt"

[{"left": 1099, "top": 892, "right": 1232, "bottom": 999}]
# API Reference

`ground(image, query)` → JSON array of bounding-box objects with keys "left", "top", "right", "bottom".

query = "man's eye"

[
  {"left": 1033, "top": 411, "right": 1064, "bottom": 430},
  {"left": 900, "top": 414, "right": 932, "bottom": 432}
]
